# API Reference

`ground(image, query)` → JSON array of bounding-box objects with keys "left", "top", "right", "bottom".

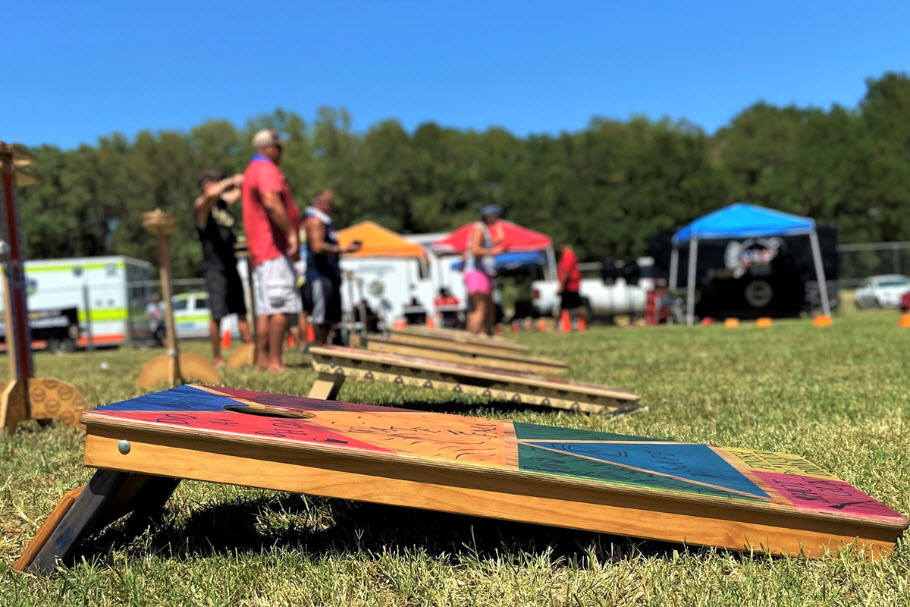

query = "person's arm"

[
  {"left": 470, "top": 225, "right": 504, "bottom": 257},
  {"left": 304, "top": 216, "right": 362, "bottom": 254},
  {"left": 262, "top": 190, "right": 298, "bottom": 257},
  {"left": 193, "top": 175, "right": 242, "bottom": 228}
]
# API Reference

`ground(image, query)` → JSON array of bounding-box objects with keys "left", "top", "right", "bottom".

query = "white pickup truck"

[{"left": 531, "top": 258, "right": 655, "bottom": 319}]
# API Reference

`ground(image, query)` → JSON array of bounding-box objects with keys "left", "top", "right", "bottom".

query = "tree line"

[{"left": 17, "top": 73, "right": 910, "bottom": 278}]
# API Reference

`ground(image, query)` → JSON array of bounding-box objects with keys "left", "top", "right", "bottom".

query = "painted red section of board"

[
  {"left": 104, "top": 410, "right": 395, "bottom": 454},
  {"left": 754, "top": 472, "right": 907, "bottom": 523}
]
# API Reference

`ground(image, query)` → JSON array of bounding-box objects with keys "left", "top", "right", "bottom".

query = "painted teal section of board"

[
  {"left": 526, "top": 442, "right": 768, "bottom": 498},
  {"left": 512, "top": 422, "right": 658, "bottom": 442},
  {"left": 517, "top": 444, "right": 760, "bottom": 501}
]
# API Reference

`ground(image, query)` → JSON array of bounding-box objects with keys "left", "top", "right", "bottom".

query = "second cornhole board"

[
  {"left": 366, "top": 335, "right": 567, "bottom": 376},
  {"left": 308, "top": 345, "right": 640, "bottom": 414},
  {"left": 389, "top": 327, "right": 529, "bottom": 355},
  {"left": 17, "top": 385, "right": 908, "bottom": 573}
]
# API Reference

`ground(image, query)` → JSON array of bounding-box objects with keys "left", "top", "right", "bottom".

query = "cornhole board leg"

[
  {"left": 308, "top": 371, "right": 345, "bottom": 400},
  {"left": 22, "top": 470, "right": 180, "bottom": 574}
]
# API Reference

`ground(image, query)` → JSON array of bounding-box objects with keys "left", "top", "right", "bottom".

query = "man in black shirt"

[{"left": 194, "top": 170, "right": 253, "bottom": 366}]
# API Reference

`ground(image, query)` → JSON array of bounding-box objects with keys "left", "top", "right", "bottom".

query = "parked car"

[
  {"left": 854, "top": 275, "right": 910, "bottom": 309},
  {"left": 172, "top": 291, "right": 241, "bottom": 340}
]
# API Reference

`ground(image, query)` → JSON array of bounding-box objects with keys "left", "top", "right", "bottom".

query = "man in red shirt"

[
  {"left": 557, "top": 241, "right": 586, "bottom": 324},
  {"left": 242, "top": 129, "right": 301, "bottom": 372}
]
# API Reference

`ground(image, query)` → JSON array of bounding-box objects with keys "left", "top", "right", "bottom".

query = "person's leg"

[
  {"left": 253, "top": 262, "right": 270, "bottom": 370},
  {"left": 466, "top": 293, "right": 483, "bottom": 333},
  {"left": 204, "top": 269, "right": 229, "bottom": 362},
  {"left": 266, "top": 313, "right": 288, "bottom": 371},
  {"left": 255, "top": 314, "right": 269, "bottom": 370},
  {"left": 209, "top": 318, "right": 224, "bottom": 366},
  {"left": 481, "top": 294, "right": 495, "bottom": 336},
  {"left": 237, "top": 317, "right": 252, "bottom": 344}
]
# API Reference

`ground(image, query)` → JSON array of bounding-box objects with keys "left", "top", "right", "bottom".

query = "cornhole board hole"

[
  {"left": 366, "top": 335, "right": 567, "bottom": 376},
  {"left": 16, "top": 385, "right": 908, "bottom": 574},
  {"left": 389, "top": 327, "right": 529, "bottom": 355},
  {"left": 308, "top": 346, "right": 639, "bottom": 415}
]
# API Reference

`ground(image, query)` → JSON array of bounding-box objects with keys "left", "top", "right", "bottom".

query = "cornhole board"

[
  {"left": 16, "top": 385, "right": 908, "bottom": 574},
  {"left": 388, "top": 327, "right": 529, "bottom": 355},
  {"left": 366, "top": 335, "right": 568, "bottom": 376},
  {"left": 308, "top": 346, "right": 640, "bottom": 414}
]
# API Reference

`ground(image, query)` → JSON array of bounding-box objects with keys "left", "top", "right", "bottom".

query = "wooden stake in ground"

[
  {"left": 135, "top": 209, "right": 220, "bottom": 389},
  {"left": 226, "top": 238, "right": 257, "bottom": 368},
  {"left": 0, "top": 140, "right": 89, "bottom": 431}
]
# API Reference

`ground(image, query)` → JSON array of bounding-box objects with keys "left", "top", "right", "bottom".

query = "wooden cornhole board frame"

[
  {"left": 308, "top": 346, "right": 639, "bottom": 415},
  {"left": 388, "top": 327, "right": 529, "bottom": 356},
  {"left": 366, "top": 335, "right": 567, "bottom": 376},
  {"left": 15, "top": 385, "right": 908, "bottom": 574}
]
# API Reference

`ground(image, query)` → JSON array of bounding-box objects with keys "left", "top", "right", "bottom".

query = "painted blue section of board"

[
  {"left": 95, "top": 385, "right": 238, "bottom": 413},
  {"left": 526, "top": 442, "right": 769, "bottom": 498}
]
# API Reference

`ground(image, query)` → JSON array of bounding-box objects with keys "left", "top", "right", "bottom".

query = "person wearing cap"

[
  {"left": 194, "top": 170, "right": 252, "bottom": 366},
  {"left": 302, "top": 189, "right": 361, "bottom": 345},
  {"left": 463, "top": 204, "right": 506, "bottom": 335},
  {"left": 242, "top": 129, "right": 301, "bottom": 371}
]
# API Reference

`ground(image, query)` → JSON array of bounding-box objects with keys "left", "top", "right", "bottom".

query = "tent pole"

[
  {"left": 808, "top": 230, "right": 831, "bottom": 317},
  {"left": 686, "top": 237, "right": 698, "bottom": 326},
  {"left": 546, "top": 246, "right": 557, "bottom": 282},
  {"left": 669, "top": 247, "right": 679, "bottom": 291},
  {"left": 668, "top": 246, "right": 679, "bottom": 326}
]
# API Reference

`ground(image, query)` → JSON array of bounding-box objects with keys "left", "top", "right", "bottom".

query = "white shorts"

[{"left": 254, "top": 256, "right": 301, "bottom": 316}]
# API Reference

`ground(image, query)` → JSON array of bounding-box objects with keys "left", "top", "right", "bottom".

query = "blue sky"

[{"left": 3, "top": 1, "right": 909, "bottom": 148}]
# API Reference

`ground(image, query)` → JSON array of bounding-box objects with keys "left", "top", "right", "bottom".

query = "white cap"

[{"left": 252, "top": 129, "right": 282, "bottom": 149}]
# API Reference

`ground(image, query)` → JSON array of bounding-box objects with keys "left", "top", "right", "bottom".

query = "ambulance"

[{"left": 0, "top": 256, "right": 154, "bottom": 349}]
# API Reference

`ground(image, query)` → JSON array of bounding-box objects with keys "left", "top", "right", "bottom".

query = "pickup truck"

[
  {"left": 171, "top": 291, "right": 241, "bottom": 341},
  {"left": 531, "top": 258, "right": 655, "bottom": 320}
]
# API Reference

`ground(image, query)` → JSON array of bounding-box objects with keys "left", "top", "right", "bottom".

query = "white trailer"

[{"left": 0, "top": 256, "right": 154, "bottom": 348}]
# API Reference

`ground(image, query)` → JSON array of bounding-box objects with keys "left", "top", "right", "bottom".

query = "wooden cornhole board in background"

[
  {"left": 366, "top": 335, "right": 567, "bottom": 376},
  {"left": 388, "top": 327, "right": 529, "bottom": 356},
  {"left": 16, "top": 385, "right": 908, "bottom": 574},
  {"left": 308, "top": 346, "right": 640, "bottom": 415}
]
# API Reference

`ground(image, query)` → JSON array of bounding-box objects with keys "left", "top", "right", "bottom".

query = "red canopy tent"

[{"left": 431, "top": 220, "right": 552, "bottom": 254}]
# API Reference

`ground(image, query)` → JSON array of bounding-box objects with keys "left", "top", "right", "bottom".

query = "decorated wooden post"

[
  {"left": 226, "top": 237, "right": 257, "bottom": 368},
  {"left": 135, "top": 209, "right": 220, "bottom": 388},
  {"left": 0, "top": 140, "right": 88, "bottom": 430}
]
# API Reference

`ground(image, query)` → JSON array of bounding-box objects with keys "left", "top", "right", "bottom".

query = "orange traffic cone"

[
  {"left": 813, "top": 315, "right": 833, "bottom": 327},
  {"left": 392, "top": 318, "right": 407, "bottom": 330},
  {"left": 426, "top": 316, "right": 436, "bottom": 329},
  {"left": 756, "top": 317, "right": 773, "bottom": 328},
  {"left": 306, "top": 323, "right": 316, "bottom": 342},
  {"left": 899, "top": 314, "right": 910, "bottom": 328},
  {"left": 538, "top": 318, "right": 548, "bottom": 332},
  {"left": 724, "top": 318, "right": 740, "bottom": 328},
  {"left": 288, "top": 333, "right": 295, "bottom": 347},
  {"left": 560, "top": 309, "right": 572, "bottom": 332},
  {"left": 577, "top": 317, "right": 587, "bottom": 331},
  {"left": 221, "top": 329, "right": 231, "bottom": 349}
]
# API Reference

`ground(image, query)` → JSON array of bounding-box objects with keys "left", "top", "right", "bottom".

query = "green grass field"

[{"left": 2, "top": 310, "right": 909, "bottom": 606}]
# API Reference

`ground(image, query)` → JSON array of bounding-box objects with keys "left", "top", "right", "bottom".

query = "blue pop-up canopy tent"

[{"left": 670, "top": 204, "right": 831, "bottom": 324}]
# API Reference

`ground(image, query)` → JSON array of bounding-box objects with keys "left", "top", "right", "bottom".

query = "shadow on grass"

[{"left": 74, "top": 491, "right": 724, "bottom": 570}]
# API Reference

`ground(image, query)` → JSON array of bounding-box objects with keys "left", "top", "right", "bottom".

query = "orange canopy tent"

[{"left": 336, "top": 221, "right": 427, "bottom": 258}]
